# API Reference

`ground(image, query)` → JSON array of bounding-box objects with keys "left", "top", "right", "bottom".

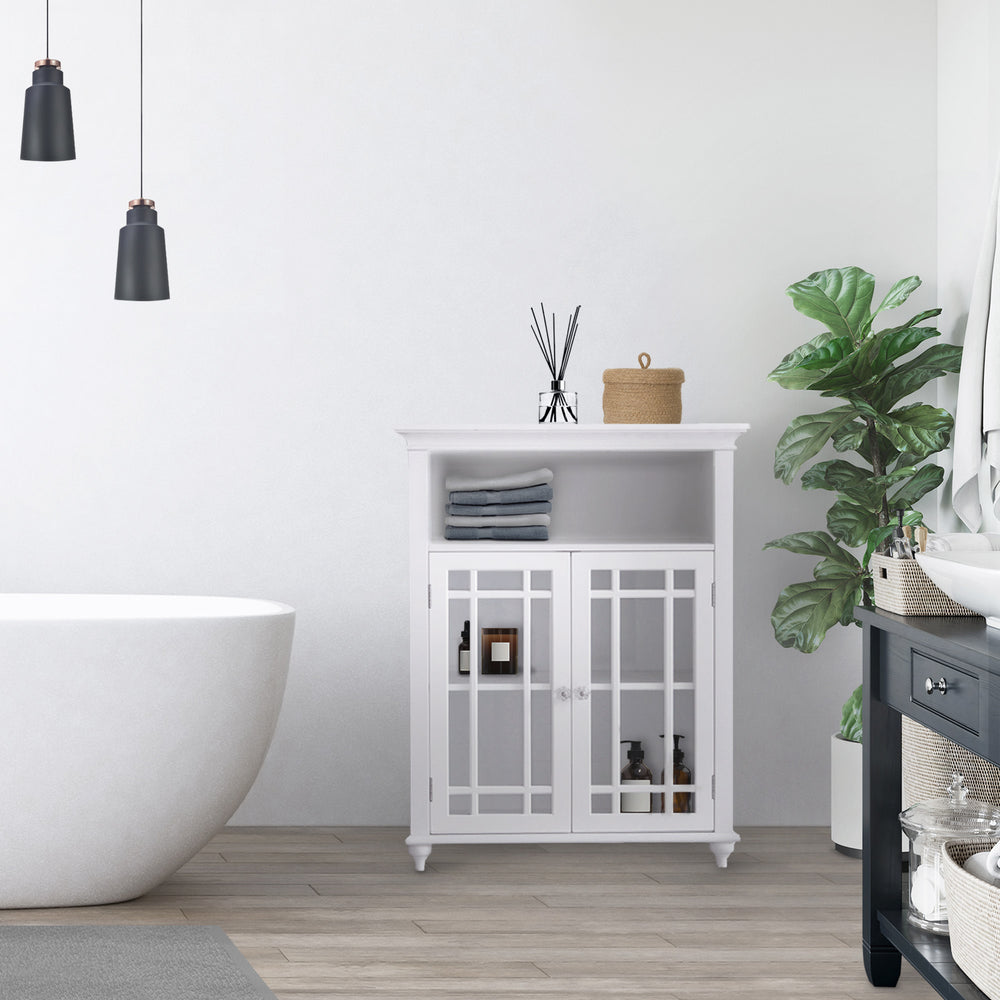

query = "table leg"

[{"left": 862, "top": 622, "right": 902, "bottom": 987}]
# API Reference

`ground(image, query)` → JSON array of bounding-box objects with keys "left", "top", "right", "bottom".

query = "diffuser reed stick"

[{"left": 531, "top": 303, "right": 581, "bottom": 422}]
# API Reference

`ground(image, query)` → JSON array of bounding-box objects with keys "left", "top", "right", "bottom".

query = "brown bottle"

[
  {"left": 458, "top": 620, "right": 470, "bottom": 675},
  {"left": 672, "top": 734, "right": 692, "bottom": 813},
  {"left": 620, "top": 740, "right": 653, "bottom": 813}
]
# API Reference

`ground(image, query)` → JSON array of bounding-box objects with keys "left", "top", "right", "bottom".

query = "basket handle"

[{"left": 638, "top": 352, "right": 651, "bottom": 369}]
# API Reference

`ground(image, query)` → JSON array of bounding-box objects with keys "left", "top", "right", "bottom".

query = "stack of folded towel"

[
  {"left": 926, "top": 532, "right": 1000, "bottom": 552},
  {"left": 444, "top": 467, "right": 553, "bottom": 540}
]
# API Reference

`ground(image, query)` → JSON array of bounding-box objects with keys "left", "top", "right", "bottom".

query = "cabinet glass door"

[
  {"left": 571, "top": 551, "right": 715, "bottom": 832},
  {"left": 428, "top": 552, "right": 571, "bottom": 834}
]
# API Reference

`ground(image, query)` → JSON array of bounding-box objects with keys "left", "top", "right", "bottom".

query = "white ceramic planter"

[{"left": 831, "top": 733, "right": 863, "bottom": 856}]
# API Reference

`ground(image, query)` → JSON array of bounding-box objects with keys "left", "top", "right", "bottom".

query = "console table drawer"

[{"left": 910, "top": 650, "right": 981, "bottom": 735}]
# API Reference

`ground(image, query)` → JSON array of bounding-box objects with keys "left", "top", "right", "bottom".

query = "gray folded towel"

[
  {"left": 447, "top": 501, "right": 552, "bottom": 516},
  {"left": 449, "top": 484, "right": 554, "bottom": 505},
  {"left": 446, "top": 514, "right": 550, "bottom": 528},
  {"left": 445, "top": 467, "right": 553, "bottom": 491},
  {"left": 445, "top": 525, "right": 549, "bottom": 540}
]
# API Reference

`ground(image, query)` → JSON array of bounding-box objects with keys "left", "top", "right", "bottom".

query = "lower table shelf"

[{"left": 878, "top": 910, "right": 987, "bottom": 1000}]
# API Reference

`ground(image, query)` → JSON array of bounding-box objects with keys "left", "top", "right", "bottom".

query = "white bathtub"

[{"left": 0, "top": 593, "right": 294, "bottom": 908}]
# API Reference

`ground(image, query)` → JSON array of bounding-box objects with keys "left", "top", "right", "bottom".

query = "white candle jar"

[{"left": 899, "top": 773, "right": 1000, "bottom": 934}]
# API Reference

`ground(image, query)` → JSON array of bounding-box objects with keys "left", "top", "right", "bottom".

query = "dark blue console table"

[{"left": 858, "top": 606, "right": 1000, "bottom": 998}]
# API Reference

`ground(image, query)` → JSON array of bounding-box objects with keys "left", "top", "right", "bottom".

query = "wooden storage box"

[
  {"left": 870, "top": 553, "right": 976, "bottom": 617},
  {"left": 602, "top": 353, "right": 684, "bottom": 424}
]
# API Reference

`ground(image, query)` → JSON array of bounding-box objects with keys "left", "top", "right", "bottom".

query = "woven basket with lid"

[{"left": 602, "top": 353, "right": 684, "bottom": 424}]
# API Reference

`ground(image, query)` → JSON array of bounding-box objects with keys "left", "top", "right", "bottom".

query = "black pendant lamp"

[
  {"left": 20, "top": 1, "right": 75, "bottom": 161},
  {"left": 115, "top": 0, "right": 169, "bottom": 301}
]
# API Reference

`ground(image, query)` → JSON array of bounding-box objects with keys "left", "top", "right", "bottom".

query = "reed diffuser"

[{"left": 531, "top": 303, "right": 580, "bottom": 423}]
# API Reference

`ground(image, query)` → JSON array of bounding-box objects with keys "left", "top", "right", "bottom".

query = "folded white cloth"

[
  {"left": 954, "top": 156, "right": 1000, "bottom": 531},
  {"left": 445, "top": 514, "right": 551, "bottom": 528},
  {"left": 445, "top": 468, "right": 553, "bottom": 491},
  {"left": 963, "top": 846, "right": 1000, "bottom": 887},
  {"left": 925, "top": 532, "right": 1000, "bottom": 551}
]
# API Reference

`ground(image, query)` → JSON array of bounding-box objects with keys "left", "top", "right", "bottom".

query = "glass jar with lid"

[{"left": 899, "top": 772, "right": 1000, "bottom": 934}]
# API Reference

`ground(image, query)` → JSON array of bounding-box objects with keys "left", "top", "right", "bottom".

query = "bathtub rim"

[{"left": 0, "top": 593, "right": 295, "bottom": 622}]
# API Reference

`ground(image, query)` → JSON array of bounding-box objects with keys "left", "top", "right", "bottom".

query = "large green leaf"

[
  {"left": 886, "top": 462, "right": 945, "bottom": 509},
  {"left": 875, "top": 343, "right": 964, "bottom": 410},
  {"left": 870, "top": 276, "right": 922, "bottom": 323},
  {"left": 868, "top": 325, "right": 939, "bottom": 375},
  {"left": 786, "top": 267, "right": 875, "bottom": 343},
  {"left": 764, "top": 530, "right": 858, "bottom": 566},
  {"left": 807, "top": 347, "right": 875, "bottom": 397},
  {"left": 768, "top": 330, "right": 838, "bottom": 389},
  {"left": 770, "top": 567, "right": 865, "bottom": 652},
  {"left": 800, "top": 459, "right": 872, "bottom": 493},
  {"left": 875, "top": 404, "right": 953, "bottom": 460},
  {"left": 773, "top": 405, "right": 859, "bottom": 484},
  {"left": 827, "top": 499, "right": 878, "bottom": 546}
]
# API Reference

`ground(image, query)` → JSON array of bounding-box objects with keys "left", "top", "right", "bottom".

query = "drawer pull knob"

[
  {"left": 925, "top": 677, "right": 949, "bottom": 695},
  {"left": 556, "top": 686, "right": 572, "bottom": 701}
]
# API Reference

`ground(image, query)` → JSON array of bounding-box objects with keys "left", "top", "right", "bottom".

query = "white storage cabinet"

[{"left": 398, "top": 425, "right": 749, "bottom": 870}]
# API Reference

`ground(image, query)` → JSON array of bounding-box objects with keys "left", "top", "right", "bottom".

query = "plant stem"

[{"left": 865, "top": 416, "right": 890, "bottom": 534}]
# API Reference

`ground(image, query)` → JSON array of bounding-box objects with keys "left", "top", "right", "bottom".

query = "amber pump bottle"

[
  {"left": 458, "top": 620, "right": 470, "bottom": 675},
  {"left": 620, "top": 740, "right": 653, "bottom": 813},
  {"left": 672, "top": 734, "right": 692, "bottom": 813}
]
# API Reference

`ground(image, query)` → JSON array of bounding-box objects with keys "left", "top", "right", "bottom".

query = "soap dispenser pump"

[{"left": 620, "top": 740, "right": 653, "bottom": 813}]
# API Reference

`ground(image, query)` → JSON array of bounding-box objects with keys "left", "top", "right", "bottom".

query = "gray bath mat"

[{"left": 0, "top": 925, "right": 276, "bottom": 999}]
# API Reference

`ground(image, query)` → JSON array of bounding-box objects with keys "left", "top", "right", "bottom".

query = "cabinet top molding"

[{"left": 397, "top": 424, "right": 750, "bottom": 452}]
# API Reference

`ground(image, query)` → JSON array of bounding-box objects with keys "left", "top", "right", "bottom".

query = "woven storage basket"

[
  {"left": 602, "top": 353, "right": 684, "bottom": 424},
  {"left": 902, "top": 716, "right": 1000, "bottom": 810},
  {"left": 942, "top": 840, "right": 1000, "bottom": 999},
  {"left": 870, "top": 553, "right": 977, "bottom": 616}
]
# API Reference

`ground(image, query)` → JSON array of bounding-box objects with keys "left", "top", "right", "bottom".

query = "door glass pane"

[
  {"left": 589, "top": 689, "right": 613, "bottom": 786},
  {"left": 478, "top": 570, "right": 523, "bottom": 591},
  {"left": 449, "top": 793, "right": 472, "bottom": 815},
  {"left": 531, "top": 793, "right": 552, "bottom": 814},
  {"left": 673, "top": 594, "right": 695, "bottom": 685},
  {"left": 671, "top": 690, "right": 696, "bottom": 815},
  {"left": 478, "top": 691, "right": 523, "bottom": 787},
  {"left": 620, "top": 689, "right": 666, "bottom": 816},
  {"left": 530, "top": 690, "right": 553, "bottom": 787},
  {"left": 590, "top": 597, "right": 611, "bottom": 685},
  {"left": 530, "top": 598, "right": 551, "bottom": 684},
  {"left": 448, "top": 569, "right": 471, "bottom": 591},
  {"left": 530, "top": 570, "right": 551, "bottom": 590},
  {"left": 480, "top": 793, "right": 524, "bottom": 814},
  {"left": 449, "top": 596, "right": 472, "bottom": 679},
  {"left": 620, "top": 597, "right": 665, "bottom": 683},
  {"left": 620, "top": 570, "right": 666, "bottom": 590},
  {"left": 591, "top": 569, "right": 612, "bottom": 590},
  {"left": 477, "top": 592, "right": 522, "bottom": 679},
  {"left": 448, "top": 690, "right": 470, "bottom": 788}
]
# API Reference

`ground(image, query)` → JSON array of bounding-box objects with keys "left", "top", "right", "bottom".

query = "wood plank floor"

[{"left": 0, "top": 826, "right": 940, "bottom": 999}]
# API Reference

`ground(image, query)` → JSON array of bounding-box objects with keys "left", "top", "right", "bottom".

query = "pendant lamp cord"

[{"left": 45, "top": 0, "right": 49, "bottom": 58}]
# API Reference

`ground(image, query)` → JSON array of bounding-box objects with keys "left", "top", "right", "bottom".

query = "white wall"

[{"left": 0, "top": 1, "right": 938, "bottom": 826}]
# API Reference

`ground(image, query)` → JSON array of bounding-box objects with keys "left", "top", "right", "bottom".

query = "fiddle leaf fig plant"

[{"left": 766, "top": 266, "right": 962, "bottom": 653}]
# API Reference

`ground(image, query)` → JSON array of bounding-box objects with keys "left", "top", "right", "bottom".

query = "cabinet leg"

[
  {"left": 710, "top": 841, "right": 736, "bottom": 868},
  {"left": 408, "top": 843, "right": 432, "bottom": 872},
  {"left": 863, "top": 943, "right": 901, "bottom": 987}
]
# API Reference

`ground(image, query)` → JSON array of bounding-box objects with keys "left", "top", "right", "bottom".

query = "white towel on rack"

[{"left": 953, "top": 158, "right": 1000, "bottom": 530}]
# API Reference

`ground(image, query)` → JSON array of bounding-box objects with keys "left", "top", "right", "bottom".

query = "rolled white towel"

[
  {"left": 925, "top": 533, "right": 1000, "bottom": 552},
  {"left": 962, "top": 846, "right": 1000, "bottom": 887}
]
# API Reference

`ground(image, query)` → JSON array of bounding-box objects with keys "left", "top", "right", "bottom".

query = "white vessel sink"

[{"left": 916, "top": 551, "right": 1000, "bottom": 627}]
